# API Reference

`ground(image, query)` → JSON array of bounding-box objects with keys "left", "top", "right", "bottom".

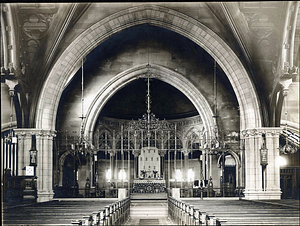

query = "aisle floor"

[{"left": 125, "top": 199, "right": 173, "bottom": 225}]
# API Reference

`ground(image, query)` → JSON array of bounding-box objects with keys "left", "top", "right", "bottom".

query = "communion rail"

[{"left": 71, "top": 197, "right": 130, "bottom": 226}]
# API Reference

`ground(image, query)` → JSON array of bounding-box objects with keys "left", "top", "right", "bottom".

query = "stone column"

[
  {"left": 47, "top": 132, "right": 55, "bottom": 198},
  {"left": 133, "top": 132, "right": 138, "bottom": 179},
  {"left": 202, "top": 149, "right": 206, "bottom": 180},
  {"left": 182, "top": 148, "right": 191, "bottom": 197},
  {"left": 182, "top": 149, "right": 190, "bottom": 182},
  {"left": 255, "top": 132, "right": 263, "bottom": 191},
  {"left": 158, "top": 150, "right": 166, "bottom": 179},
  {"left": 243, "top": 129, "right": 258, "bottom": 199},
  {"left": 23, "top": 133, "right": 32, "bottom": 167},
  {"left": 134, "top": 154, "right": 137, "bottom": 179},
  {"left": 14, "top": 130, "right": 34, "bottom": 175},
  {"left": 133, "top": 150, "right": 140, "bottom": 179},
  {"left": 265, "top": 129, "right": 282, "bottom": 199},
  {"left": 36, "top": 131, "right": 43, "bottom": 192},
  {"left": 243, "top": 128, "right": 282, "bottom": 200},
  {"left": 36, "top": 130, "right": 56, "bottom": 202},
  {"left": 16, "top": 132, "right": 25, "bottom": 175},
  {"left": 15, "top": 129, "right": 56, "bottom": 202},
  {"left": 239, "top": 141, "right": 245, "bottom": 188},
  {"left": 108, "top": 150, "right": 115, "bottom": 182},
  {"left": 59, "top": 164, "right": 63, "bottom": 186}
]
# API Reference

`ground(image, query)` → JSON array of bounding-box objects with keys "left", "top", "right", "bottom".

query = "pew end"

[
  {"left": 216, "top": 218, "right": 227, "bottom": 226},
  {"left": 71, "top": 220, "right": 82, "bottom": 225}
]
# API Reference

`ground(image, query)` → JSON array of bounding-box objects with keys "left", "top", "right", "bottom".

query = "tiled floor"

[{"left": 125, "top": 199, "right": 173, "bottom": 225}]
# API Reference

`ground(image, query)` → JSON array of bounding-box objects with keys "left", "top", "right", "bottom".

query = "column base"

[
  {"left": 37, "top": 190, "right": 54, "bottom": 202},
  {"left": 243, "top": 189, "right": 281, "bottom": 200}
]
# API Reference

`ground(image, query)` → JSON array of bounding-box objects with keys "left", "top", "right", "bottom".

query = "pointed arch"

[
  {"left": 35, "top": 5, "right": 261, "bottom": 135},
  {"left": 217, "top": 150, "right": 241, "bottom": 189},
  {"left": 58, "top": 150, "right": 81, "bottom": 186},
  {"left": 83, "top": 64, "right": 215, "bottom": 142}
]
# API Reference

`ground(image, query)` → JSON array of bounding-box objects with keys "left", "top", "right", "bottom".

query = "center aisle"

[{"left": 125, "top": 193, "right": 173, "bottom": 225}]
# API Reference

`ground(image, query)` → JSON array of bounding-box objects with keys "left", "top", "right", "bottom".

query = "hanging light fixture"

[
  {"left": 279, "top": 89, "right": 297, "bottom": 154},
  {"left": 209, "top": 60, "right": 226, "bottom": 154},
  {"left": 72, "top": 58, "right": 94, "bottom": 155},
  {"left": 5, "top": 87, "right": 17, "bottom": 144}
]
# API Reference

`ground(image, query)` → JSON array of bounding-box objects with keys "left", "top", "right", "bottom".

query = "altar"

[{"left": 133, "top": 179, "right": 166, "bottom": 193}]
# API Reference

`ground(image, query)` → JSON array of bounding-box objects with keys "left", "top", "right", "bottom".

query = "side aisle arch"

[{"left": 58, "top": 150, "right": 82, "bottom": 186}]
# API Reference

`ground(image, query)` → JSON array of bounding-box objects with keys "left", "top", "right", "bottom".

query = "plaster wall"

[
  {"left": 61, "top": 3, "right": 239, "bottom": 59},
  {"left": 57, "top": 27, "right": 239, "bottom": 137}
]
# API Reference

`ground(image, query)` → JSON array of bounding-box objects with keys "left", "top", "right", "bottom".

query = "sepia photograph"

[{"left": 1, "top": 2, "right": 299, "bottom": 225}]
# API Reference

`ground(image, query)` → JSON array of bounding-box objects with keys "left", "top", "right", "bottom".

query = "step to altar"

[{"left": 130, "top": 193, "right": 167, "bottom": 200}]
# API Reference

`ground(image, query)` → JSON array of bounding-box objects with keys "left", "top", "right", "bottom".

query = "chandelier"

[
  {"left": 128, "top": 64, "right": 172, "bottom": 134},
  {"left": 4, "top": 86, "right": 17, "bottom": 144},
  {"left": 208, "top": 60, "right": 227, "bottom": 154},
  {"left": 279, "top": 89, "right": 297, "bottom": 154},
  {"left": 71, "top": 59, "right": 94, "bottom": 155}
]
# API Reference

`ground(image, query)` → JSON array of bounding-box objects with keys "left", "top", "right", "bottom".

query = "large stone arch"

[
  {"left": 35, "top": 4, "right": 261, "bottom": 133},
  {"left": 85, "top": 64, "right": 214, "bottom": 140}
]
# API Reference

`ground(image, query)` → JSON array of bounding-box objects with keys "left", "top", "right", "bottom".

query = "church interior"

[{"left": 1, "top": 2, "right": 299, "bottom": 225}]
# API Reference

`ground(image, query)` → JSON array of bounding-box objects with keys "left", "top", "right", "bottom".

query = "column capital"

[
  {"left": 257, "top": 127, "right": 282, "bottom": 137},
  {"left": 181, "top": 148, "right": 190, "bottom": 156},
  {"left": 279, "top": 77, "right": 293, "bottom": 96},
  {"left": 241, "top": 128, "right": 258, "bottom": 138},
  {"left": 133, "top": 150, "right": 141, "bottom": 157},
  {"left": 14, "top": 128, "right": 57, "bottom": 137},
  {"left": 15, "top": 131, "right": 30, "bottom": 138},
  {"left": 108, "top": 149, "right": 116, "bottom": 156},
  {"left": 241, "top": 127, "right": 282, "bottom": 138},
  {"left": 5, "top": 78, "right": 18, "bottom": 93},
  {"left": 158, "top": 149, "right": 166, "bottom": 156}
]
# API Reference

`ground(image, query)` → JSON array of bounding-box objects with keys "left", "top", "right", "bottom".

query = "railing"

[
  {"left": 180, "top": 187, "right": 244, "bottom": 198},
  {"left": 54, "top": 187, "right": 119, "bottom": 198},
  {"left": 168, "top": 196, "right": 227, "bottom": 226},
  {"left": 71, "top": 197, "right": 130, "bottom": 226},
  {"left": 54, "top": 186, "right": 244, "bottom": 199},
  {"left": 3, "top": 172, "right": 37, "bottom": 203}
]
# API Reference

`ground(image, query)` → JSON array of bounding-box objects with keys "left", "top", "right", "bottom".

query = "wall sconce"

[
  {"left": 278, "top": 156, "right": 287, "bottom": 166},
  {"left": 106, "top": 169, "right": 111, "bottom": 181},
  {"left": 175, "top": 169, "right": 182, "bottom": 181},
  {"left": 118, "top": 169, "right": 126, "bottom": 180},
  {"left": 188, "top": 169, "right": 194, "bottom": 182}
]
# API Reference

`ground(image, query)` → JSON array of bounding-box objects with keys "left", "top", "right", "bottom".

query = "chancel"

[{"left": 1, "top": 2, "right": 300, "bottom": 225}]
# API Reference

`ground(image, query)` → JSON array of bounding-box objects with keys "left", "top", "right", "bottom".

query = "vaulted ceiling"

[{"left": 1, "top": 2, "right": 299, "bottom": 129}]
